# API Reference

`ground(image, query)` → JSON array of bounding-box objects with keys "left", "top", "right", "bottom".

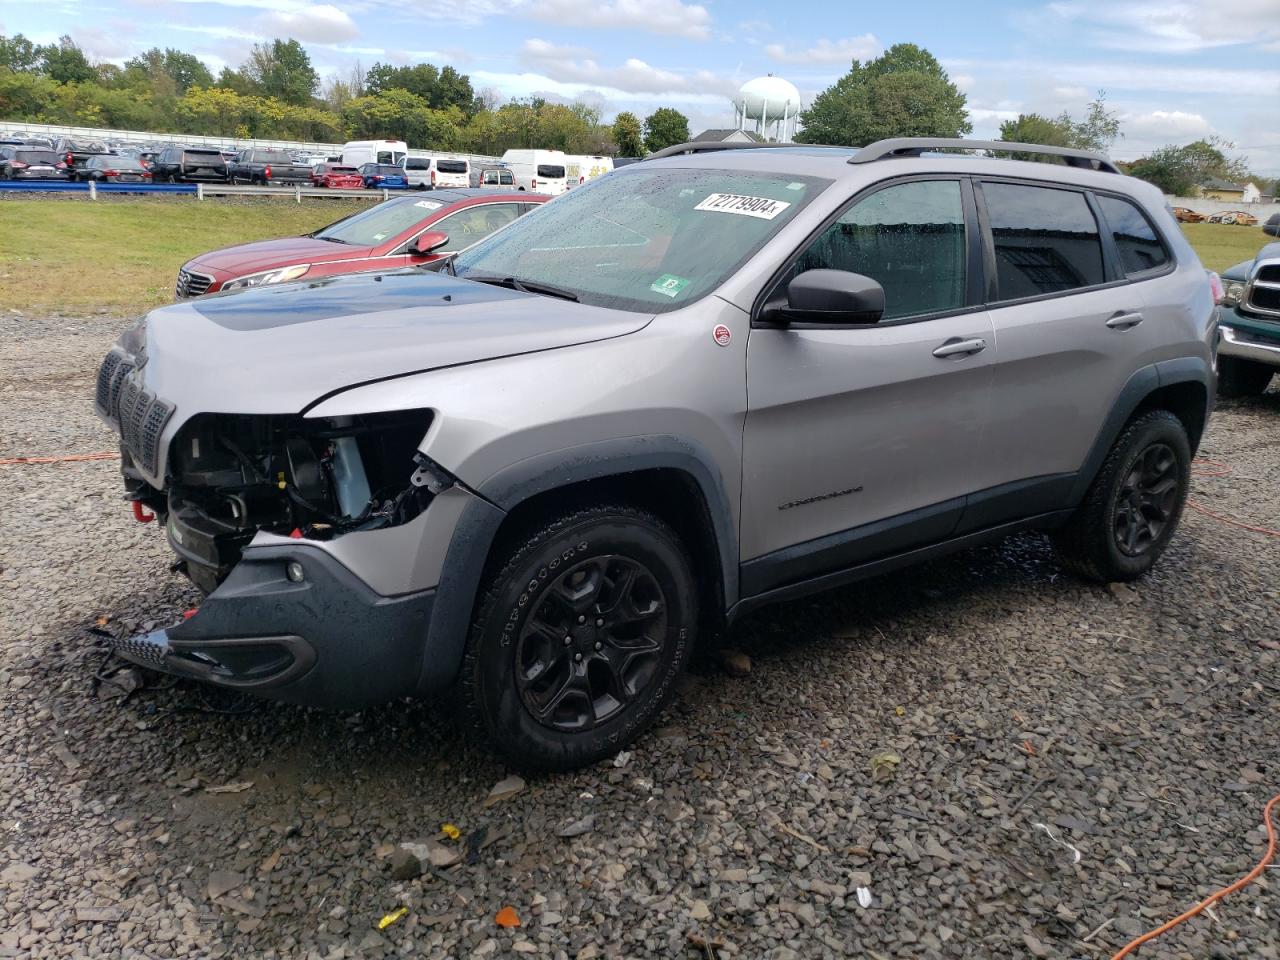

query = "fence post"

[
  {"left": 295, "top": 183, "right": 301, "bottom": 204},
  {"left": 382, "top": 188, "right": 389, "bottom": 202},
  {"left": 197, "top": 182, "right": 204, "bottom": 202},
  {"left": 88, "top": 179, "right": 96, "bottom": 201}
]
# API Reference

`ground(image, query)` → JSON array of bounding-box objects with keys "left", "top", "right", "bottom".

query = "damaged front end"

[{"left": 157, "top": 410, "right": 438, "bottom": 593}]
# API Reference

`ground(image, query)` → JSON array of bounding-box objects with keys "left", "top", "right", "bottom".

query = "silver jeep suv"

[{"left": 95, "top": 138, "right": 1217, "bottom": 769}]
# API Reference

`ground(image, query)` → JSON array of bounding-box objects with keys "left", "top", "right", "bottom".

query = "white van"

[
  {"left": 499, "top": 149, "right": 569, "bottom": 195},
  {"left": 342, "top": 140, "right": 408, "bottom": 169},
  {"left": 403, "top": 155, "right": 471, "bottom": 191},
  {"left": 564, "top": 155, "right": 614, "bottom": 189}
]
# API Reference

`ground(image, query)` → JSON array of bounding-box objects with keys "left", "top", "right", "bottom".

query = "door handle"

[
  {"left": 1106, "top": 312, "right": 1144, "bottom": 330},
  {"left": 932, "top": 337, "right": 987, "bottom": 358}
]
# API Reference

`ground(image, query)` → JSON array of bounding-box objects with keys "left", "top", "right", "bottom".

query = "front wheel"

[
  {"left": 1217, "top": 356, "right": 1274, "bottom": 398},
  {"left": 1050, "top": 410, "right": 1191, "bottom": 582},
  {"left": 461, "top": 505, "right": 698, "bottom": 771}
]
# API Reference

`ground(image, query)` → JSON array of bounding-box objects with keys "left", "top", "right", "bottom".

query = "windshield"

[
  {"left": 328, "top": 165, "right": 359, "bottom": 174},
  {"left": 437, "top": 159, "right": 468, "bottom": 174},
  {"left": 109, "top": 158, "right": 147, "bottom": 170},
  {"left": 536, "top": 164, "right": 566, "bottom": 179},
  {"left": 373, "top": 165, "right": 404, "bottom": 175},
  {"left": 313, "top": 197, "right": 441, "bottom": 246},
  {"left": 454, "top": 168, "right": 826, "bottom": 313}
]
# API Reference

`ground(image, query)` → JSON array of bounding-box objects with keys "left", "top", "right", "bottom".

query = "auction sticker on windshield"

[
  {"left": 415, "top": 200, "right": 443, "bottom": 210},
  {"left": 694, "top": 193, "right": 792, "bottom": 220},
  {"left": 650, "top": 274, "right": 690, "bottom": 298}
]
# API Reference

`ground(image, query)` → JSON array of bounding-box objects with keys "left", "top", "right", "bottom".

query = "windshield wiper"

[
  {"left": 314, "top": 235, "right": 353, "bottom": 244},
  {"left": 465, "top": 274, "right": 580, "bottom": 302}
]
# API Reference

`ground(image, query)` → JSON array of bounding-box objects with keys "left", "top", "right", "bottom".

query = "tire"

[
  {"left": 1050, "top": 410, "right": 1191, "bottom": 583},
  {"left": 461, "top": 504, "right": 698, "bottom": 771},
  {"left": 1217, "top": 356, "right": 1274, "bottom": 398}
]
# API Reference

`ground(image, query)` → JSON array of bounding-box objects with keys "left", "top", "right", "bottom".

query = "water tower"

[{"left": 734, "top": 75, "right": 801, "bottom": 142}]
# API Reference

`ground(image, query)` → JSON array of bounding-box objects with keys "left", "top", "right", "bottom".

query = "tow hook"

[{"left": 131, "top": 500, "right": 155, "bottom": 523}]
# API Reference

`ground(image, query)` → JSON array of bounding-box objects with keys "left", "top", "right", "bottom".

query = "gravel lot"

[{"left": 1, "top": 311, "right": 1277, "bottom": 960}]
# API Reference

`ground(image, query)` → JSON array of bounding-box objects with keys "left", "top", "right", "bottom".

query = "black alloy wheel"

[
  {"left": 514, "top": 554, "right": 668, "bottom": 732},
  {"left": 1113, "top": 442, "right": 1179, "bottom": 557}
]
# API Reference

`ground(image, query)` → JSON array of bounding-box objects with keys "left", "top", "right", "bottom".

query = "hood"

[
  {"left": 137, "top": 268, "right": 650, "bottom": 422},
  {"left": 187, "top": 236, "right": 373, "bottom": 277}
]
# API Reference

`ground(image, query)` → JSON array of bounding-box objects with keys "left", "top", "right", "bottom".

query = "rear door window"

[
  {"left": 1095, "top": 194, "right": 1170, "bottom": 276},
  {"left": 536, "top": 164, "right": 565, "bottom": 179},
  {"left": 981, "top": 182, "right": 1106, "bottom": 300},
  {"left": 437, "top": 160, "right": 467, "bottom": 174}
]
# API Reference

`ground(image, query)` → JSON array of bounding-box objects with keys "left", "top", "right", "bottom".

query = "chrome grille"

[
  {"left": 1244, "top": 259, "right": 1280, "bottom": 318},
  {"left": 175, "top": 268, "right": 213, "bottom": 299}
]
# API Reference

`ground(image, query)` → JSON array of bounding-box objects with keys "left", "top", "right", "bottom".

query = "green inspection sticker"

[{"left": 650, "top": 274, "right": 690, "bottom": 298}]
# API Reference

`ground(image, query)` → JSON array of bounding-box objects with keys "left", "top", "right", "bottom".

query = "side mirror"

[
  {"left": 412, "top": 231, "right": 449, "bottom": 255},
  {"left": 767, "top": 269, "right": 885, "bottom": 325}
]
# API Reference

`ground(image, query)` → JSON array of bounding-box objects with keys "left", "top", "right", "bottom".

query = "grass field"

[
  {"left": 0, "top": 198, "right": 360, "bottom": 314},
  {"left": 0, "top": 197, "right": 1268, "bottom": 314}
]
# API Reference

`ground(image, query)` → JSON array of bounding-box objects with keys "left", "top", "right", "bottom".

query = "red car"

[
  {"left": 311, "top": 163, "right": 364, "bottom": 189},
  {"left": 175, "top": 190, "right": 548, "bottom": 298}
]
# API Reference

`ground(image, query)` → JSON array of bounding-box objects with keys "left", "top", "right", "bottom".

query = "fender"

[
  {"left": 1066, "top": 358, "right": 1213, "bottom": 505},
  {"left": 415, "top": 435, "right": 740, "bottom": 694}
]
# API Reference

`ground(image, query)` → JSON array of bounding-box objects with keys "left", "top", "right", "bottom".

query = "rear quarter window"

[
  {"left": 536, "top": 164, "right": 566, "bottom": 179},
  {"left": 1096, "top": 194, "right": 1170, "bottom": 275}
]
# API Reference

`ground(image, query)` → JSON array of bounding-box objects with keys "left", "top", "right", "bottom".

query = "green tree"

[
  {"left": 643, "top": 107, "right": 689, "bottom": 153},
  {"left": 999, "top": 113, "right": 1073, "bottom": 147},
  {"left": 612, "top": 110, "right": 643, "bottom": 156},
  {"left": 0, "top": 34, "right": 40, "bottom": 72},
  {"left": 241, "top": 39, "right": 317, "bottom": 106},
  {"left": 124, "top": 48, "right": 213, "bottom": 94},
  {"left": 363, "top": 61, "right": 475, "bottom": 113},
  {"left": 39, "top": 36, "right": 96, "bottom": 85},
  {"left": 1066, "top": 92, "right": 1121, "bottom": 151},
  {"left": 796, "top": 43, "right": 970, "bottom": 146},
  {"left": 1127, "top": 138, "right": 1245, "bottom": 195}
]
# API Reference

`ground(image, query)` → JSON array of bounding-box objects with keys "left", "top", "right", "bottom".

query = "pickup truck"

[
  {"left": 52, "top": 137, "right": 110, "bottom": 175},
  {"left": 228, "top": 149, "right": 315, "bottom": 185},
  {"left": 1217, "top": 213, "right": 1280, "bottom": 396}
]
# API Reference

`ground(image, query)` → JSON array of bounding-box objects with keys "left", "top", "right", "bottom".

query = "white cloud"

[
  {"left": 952, "top": 74, "right": 976, "bottom": 93},
  {"left": 520, "top": 38, "right": 736, "bottom": 97},
  {"left": 765, "top": 34, "right": 879, "bottom": 65},
  {"left": 258, "top": 5, "right": 358, "bottom": 44},
  {"left": 1030, "top": 0, "right": 1280, "bottom": 53},
  {"left": 1120, "top": 109, "right": 1213, "bottom": 139},
  {"left": 522, "top": 0, "right": 712, "bottom": 40}
]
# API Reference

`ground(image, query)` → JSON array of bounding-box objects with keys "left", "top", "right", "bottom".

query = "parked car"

[
  {"left": 0, "top": 146, "right": 69, "bottom": 181},
  {"left": 94, "top": 138, "right": 1216, "bottom": 770},
  {"left": 500, "top": 149, "right": 569, "bottom": 194},
  {"left": 78, "top": 155, "right": 152, "bottom": 184},
  {"left": 229, "top": 148, "right": 315, "bottom": 185},
  {"left": 150, "top": 146, "right": 230, "bottom": 184},
  {"left": 169, "top": 190, "right": 545, "bottom": 297},
  {"left": 470, "top": 165, "right": 516, "bottom": 189},
  {"left": 1215, "top": 214, "right": 1280, "bottom": 396},
  {"left": 359, "top": 163, "right": 410, "bottom": 189},
  {"left": 53, "top": 137, "right": 111, "bottom": 174},
  {"left": 1172, "top": 206, "right": 1206, "bottom": 223},
  {"left": 401, "top": 156, "right": 471, "bottom": 190},
  {"left": 1208, "top": 210, "right": 1259, "bottom": 226},
  {"left": 310, "top": 163, "right": 364, "bottom": 189}
]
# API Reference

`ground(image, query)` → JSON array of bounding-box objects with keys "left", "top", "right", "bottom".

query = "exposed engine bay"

[{"left": 129, "top": 409, "right": 441, "bottom": 593}]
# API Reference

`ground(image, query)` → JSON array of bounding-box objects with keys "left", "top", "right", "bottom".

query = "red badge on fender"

[{"left": 713, "top": 324, "right": 732, "bottom": 347}]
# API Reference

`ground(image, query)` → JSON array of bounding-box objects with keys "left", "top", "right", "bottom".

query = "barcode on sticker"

[{"left": 694, "top": 193, "right": 791, "bottom": 220}]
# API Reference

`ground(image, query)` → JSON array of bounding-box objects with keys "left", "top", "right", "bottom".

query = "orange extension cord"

[
  {"left": 1189, "top": 458, "right": 1280, "bottom": 538},
  {"left": 1110, "top": 793, "right": 1280, "bottom": 958},
  {"left": 0, "top": 451, "right": 120, "bottom": 465}
]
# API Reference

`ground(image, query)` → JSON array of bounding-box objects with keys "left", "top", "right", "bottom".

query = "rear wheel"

[
  {"left": 1217, "top": 356, "right": 1275, "bottom": 398},
  {"left": 1051, "top": 410, "right": 1191, "bottom": 582},
  {"left": 461, "top": 505, "right": 698, "bottom": 771}
]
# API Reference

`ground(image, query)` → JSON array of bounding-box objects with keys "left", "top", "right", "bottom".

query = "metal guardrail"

[{"left": 0, "top": 180, "right": 394, "bottom": 201}]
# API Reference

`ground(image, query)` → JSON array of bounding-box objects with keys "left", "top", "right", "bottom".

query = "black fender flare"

[
  {"left": 1067, "top": 358, "right": 1213, "bottom": 505},
  {"left": 415, "top": 436, "right": 739, "bottom": 693}
]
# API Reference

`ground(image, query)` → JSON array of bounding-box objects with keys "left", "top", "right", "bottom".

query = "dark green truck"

[{"left": 1218, "top": 213, "right": 1280, "bottom": 396}]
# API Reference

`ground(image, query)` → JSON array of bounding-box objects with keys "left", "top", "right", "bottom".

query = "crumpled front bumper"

[{"left": 111, "top": 544, "right": 435, "bottom": 710}]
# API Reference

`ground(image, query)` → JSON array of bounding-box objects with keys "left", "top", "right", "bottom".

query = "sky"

[{"left": 5, "top": 0, "right": 1280, "bottom": 174}]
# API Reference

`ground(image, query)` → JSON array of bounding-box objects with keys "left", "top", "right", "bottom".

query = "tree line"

[
  {"left": 1, "top": 33, "right": 1269, "bottom": 192},
  {"left": 0, "top": 33, "right": 692, "bottom": 155}
]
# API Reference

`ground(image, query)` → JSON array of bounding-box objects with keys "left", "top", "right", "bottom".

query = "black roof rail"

[
  {"left": 642, "top": 141, "right": 797, "bottom": 161},
  {"left": 850, "top": 138, "right": 1120, "bottom": 174}
]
